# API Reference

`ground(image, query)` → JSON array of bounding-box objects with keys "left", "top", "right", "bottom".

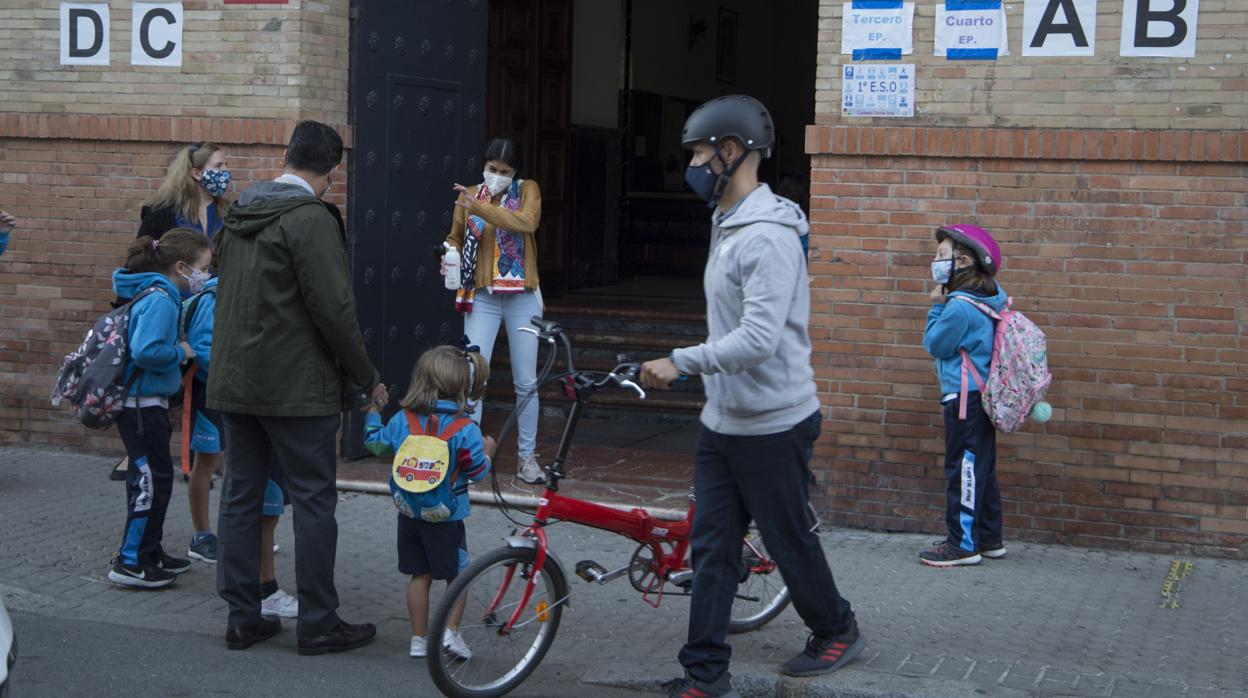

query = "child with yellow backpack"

[{"left": 364, "top": 342, "right": 495, "bottom": 660}]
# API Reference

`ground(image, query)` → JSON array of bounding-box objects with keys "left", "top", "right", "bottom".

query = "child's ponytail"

[
  {"left": 124, "top": 228, "right": 210, "bottom": 274},
  {"left": 400, "top": 344, "right": 489, "bottom": 416}
]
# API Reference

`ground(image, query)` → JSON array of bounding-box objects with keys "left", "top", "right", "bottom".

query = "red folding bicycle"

[{"left": 427, "top": 317, "right": 813, "bottom": 698}]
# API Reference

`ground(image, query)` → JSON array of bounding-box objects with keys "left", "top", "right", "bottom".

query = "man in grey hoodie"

[{"left": 642, "top": 96, "right": 863, "bottom": 698}]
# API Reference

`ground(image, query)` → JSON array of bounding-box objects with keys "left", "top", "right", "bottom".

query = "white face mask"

[
  {"left": 931, "top": 258, "right": 954, "bottom": 285},
  {"left": 482, "top": 170, "right": 513, "bottom": 197}
]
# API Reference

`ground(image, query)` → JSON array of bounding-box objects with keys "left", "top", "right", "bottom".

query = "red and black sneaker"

[
  {"left": 781, "top": 623, "right": 866, "bottom": 677},
  {"left": 919, "top": 541, "right": 982, "bottom": 568},
  {"left": 662, "top": 673, "right": 741, "bottom": 698}
]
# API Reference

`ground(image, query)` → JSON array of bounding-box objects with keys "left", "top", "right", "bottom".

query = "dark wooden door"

[
  {"left": 345, "top": 0, "right": 488, "bottom": 457},
  {"left": 487, "top": 0, "right": 572, "bottom": 294}
]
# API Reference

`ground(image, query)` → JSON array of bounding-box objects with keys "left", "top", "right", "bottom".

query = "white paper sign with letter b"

[
  {"left": 132, "top": 2, "right": 184, "bottom": 66},
  {"left": 1023, "top": 0, "right": 1098, "bottom": 56},
  {"left": 1120, "top": 0, "right": 1199, "bottom": 57},
  {"left": 60, "top": 2, "right": 110, "bottom": 66}
]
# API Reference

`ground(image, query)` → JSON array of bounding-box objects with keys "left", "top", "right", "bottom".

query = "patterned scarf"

[{"left": 455, "top": 180, "right": 523, "bottom": 313}]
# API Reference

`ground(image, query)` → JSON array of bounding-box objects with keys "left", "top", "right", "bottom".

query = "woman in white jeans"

[{"left": 444, "top": 137, "right": 545, "bottom": 484}]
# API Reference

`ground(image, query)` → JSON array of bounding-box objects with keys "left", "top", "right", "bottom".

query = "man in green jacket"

[{"left": 209, "top": 120, "right": 385, "bottom": 655}]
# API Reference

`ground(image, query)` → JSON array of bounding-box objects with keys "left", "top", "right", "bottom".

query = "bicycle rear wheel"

[
  {"left": 428, "top": 545, "right": 569, "bottom": 698},
  {"left": 728, "top": 527, "right": 790, "bottom": 633}
]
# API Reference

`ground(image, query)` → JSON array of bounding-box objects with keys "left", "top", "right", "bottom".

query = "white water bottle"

[{"left": 443, "top": 242, "right": 461, "bottom": 290}]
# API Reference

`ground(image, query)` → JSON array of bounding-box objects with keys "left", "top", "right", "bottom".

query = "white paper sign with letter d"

[
  {"left": 1023, "top": 0, "right": 1098, "bottom": 56},
  {"left": 132, "top": 3, "right": 184, "bottom": 67},
  {"left": 60, "top": 2, "right": 110, "bottom": 66},
  {"left": 1120, "top": 0, "right": 1199, "bottom": 57}
]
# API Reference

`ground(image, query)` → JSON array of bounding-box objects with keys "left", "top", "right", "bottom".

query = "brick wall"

[
  {"left": 0, "top": 0, "right": 349, "bottom": 124},
  {"left": 805, "top": 125, "right": 1248, "bottom": 558},
  {"left": 0, "top": 0, "right": 351, "bottom": 452},
  {"left": 0, "top": 116, "right": 350, "bottom": 452},
  {"left": 815, "top": 0, "right": 1247, "bottom": 129}
]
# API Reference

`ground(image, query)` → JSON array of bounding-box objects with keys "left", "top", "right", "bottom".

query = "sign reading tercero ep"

[
  {"left": 841, "top": 1, "right": 916, "bottom": 60},
  {"left": 59, "top": 2, "right": 185, "bottom": 67}
]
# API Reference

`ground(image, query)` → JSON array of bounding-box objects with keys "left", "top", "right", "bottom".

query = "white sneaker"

[
  {"left": 261, "top": 588, "right": 299, "bottom": 619},
  {"left": 516, "top": 454, "right": 544, "bottom": 485},
  {"left": 443, "top": 628, "right": 472, "bottom": 660},
  {"left": 410, "top": 635, "right": 427, "bottom": 658}
]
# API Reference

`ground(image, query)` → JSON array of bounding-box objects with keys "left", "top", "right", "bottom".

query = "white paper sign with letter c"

[
  {"left": 60, "top": 2, "right": 110, "bottom": 66},
  {"left": 132, "top": 2, "right": 184, "bottom": 67}
]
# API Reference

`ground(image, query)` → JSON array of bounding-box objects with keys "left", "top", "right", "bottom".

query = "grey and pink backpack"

[
  {"left": 52, "top": 286, "right": 169, "bottom": 429},
  {"left": 953, "top": 295, "right": 1052, "bottom": 433}
]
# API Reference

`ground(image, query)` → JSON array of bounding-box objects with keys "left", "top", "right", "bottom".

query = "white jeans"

[{"left": 462, "top": 290, "right": 542, "bottom": 458}]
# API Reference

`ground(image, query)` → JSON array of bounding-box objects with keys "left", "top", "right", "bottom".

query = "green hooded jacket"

[{"left": 206, "top": 180, "right": 378, "bottom": 417}]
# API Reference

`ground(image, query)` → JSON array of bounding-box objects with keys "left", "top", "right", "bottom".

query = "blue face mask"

[
  {"left": 201, "top": 169, "right": 232, "bottom": 198},
  {"left": 684, "top": 147, "right": 746, "bottom": 208},
  {"left": 685, "top": 163, "right": 719, "bottom": 203}
]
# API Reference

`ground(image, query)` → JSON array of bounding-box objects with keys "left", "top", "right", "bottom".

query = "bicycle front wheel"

[
  {"left": 428, "top": 544, "right": 569, "bottom": 698},
  {"left": 728, "top": 527, "right": 790, "bottom": 633}
]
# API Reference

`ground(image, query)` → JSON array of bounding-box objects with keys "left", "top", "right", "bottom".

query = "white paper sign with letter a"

[{"left": 1023, "top": 0, "right": 1098, "bottom": 56}]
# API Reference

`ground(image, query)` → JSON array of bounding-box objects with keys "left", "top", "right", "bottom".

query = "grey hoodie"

[{"left": 671, "top": 183, "right": 820, "bottom": 435}]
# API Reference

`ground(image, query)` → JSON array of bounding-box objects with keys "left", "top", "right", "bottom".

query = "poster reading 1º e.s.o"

[{"left": 842, "top": 64, "right": 915, "bottom": 117}]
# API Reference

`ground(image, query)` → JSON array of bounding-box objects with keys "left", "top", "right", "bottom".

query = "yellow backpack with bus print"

[{"left": 392, "top": 411, "right": 473, "bottom": 522}]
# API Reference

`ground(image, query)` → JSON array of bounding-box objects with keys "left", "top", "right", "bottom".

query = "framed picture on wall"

[{"left": 716, "top": 8, "right": 737, "bottom": 84}]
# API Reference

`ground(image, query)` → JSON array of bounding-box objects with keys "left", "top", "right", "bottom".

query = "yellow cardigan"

[{"left": 445, "top": 179, "right": 542, "bottom": 291}]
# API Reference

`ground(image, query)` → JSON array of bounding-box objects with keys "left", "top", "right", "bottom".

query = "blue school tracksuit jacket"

[
  {"left": 183, "top": 277, "right": 218, "bottom": 383},
  {"left": 923, "top": 285, "right": 1008, "bottom": 398},
  {"left": 364, "top": 400, "right": 491, "bottom": 522},
  {"left": 111, "top": 270, "right": 187, "bottom": 398}
]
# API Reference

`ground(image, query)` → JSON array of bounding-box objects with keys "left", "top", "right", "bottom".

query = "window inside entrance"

[{"left": 486, "top": 0, "right": 819, "bottom": 297}]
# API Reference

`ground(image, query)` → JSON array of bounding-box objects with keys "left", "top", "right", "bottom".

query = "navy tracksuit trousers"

[
  {"left": 116, "top": 406, "right": 175, "bottom": 566},
  {"left": 942, "top": 393, "right": 1003, "bottom": 552}
]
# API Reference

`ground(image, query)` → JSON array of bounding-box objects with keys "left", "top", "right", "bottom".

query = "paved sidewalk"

[{"left": 2, "top": 445, "right": 1246, "bottom": 697}]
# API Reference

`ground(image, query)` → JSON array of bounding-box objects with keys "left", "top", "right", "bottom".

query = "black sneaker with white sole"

[
  {"left": 919, "top": 541, "right": 982, "bottom": 567},
  {"left": 108, "top": 558, "right": 177, "bottom": 589},
  {"left": 781, "top": 622, "right": 866, "bottom": 677},
  {"left": 156, "top": 553, "right": 192, "bottom": 574}
]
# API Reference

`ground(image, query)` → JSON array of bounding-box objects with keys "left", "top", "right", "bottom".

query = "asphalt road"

[{"left": 7, "top": 610, "right": 644, "bottom": 698}]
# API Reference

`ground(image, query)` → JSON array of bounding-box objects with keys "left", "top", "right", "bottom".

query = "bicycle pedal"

[
  {"left": 575, "top": 560, "right": 608, "bottom": 583},
  {"left": 668, "top": 569, "right": 693, "bottom": 588}
]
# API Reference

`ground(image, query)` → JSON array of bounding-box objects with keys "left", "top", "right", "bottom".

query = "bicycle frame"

[{"left": 483, "top": 319, "right": 782, "bottom": 633}]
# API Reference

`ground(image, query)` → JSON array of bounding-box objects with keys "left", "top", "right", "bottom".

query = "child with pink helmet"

[{"left": 921, "top": 224, "right": 1008, "bottom": 567}]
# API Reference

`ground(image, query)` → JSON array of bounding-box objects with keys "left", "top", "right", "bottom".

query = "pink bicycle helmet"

[{"left": 936, "top": 224, "right": 1001, "bottom": 276}]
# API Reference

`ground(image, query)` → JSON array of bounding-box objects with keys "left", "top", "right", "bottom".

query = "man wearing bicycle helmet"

[{"left": 641, "top": 96, "right": 863, "bottom": 698}]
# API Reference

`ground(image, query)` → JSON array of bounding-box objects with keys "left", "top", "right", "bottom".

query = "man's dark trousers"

[
  {"left": 218, "top": 412, "right": 341, "bottom": 640},
  {"left": 679, "top": 410, "right": 856, "bottom": 683}
]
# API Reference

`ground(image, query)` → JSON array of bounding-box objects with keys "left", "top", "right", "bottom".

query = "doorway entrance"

[{"left": 344, "top": 0, "right": 818, "bottom": 454}]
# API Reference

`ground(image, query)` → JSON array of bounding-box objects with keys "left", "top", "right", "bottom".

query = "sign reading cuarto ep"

[{"left": 60, "top": 2, "right": 184, "bottom": 67}]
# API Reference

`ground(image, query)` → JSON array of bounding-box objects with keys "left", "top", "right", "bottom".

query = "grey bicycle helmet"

[{"left": 681, "top": 95, "right": 775, "bottom": 158}]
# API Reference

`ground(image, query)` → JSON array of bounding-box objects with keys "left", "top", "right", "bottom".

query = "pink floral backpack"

[{"left": 953, "top": 295, "right": 1052, "bottom": 433}]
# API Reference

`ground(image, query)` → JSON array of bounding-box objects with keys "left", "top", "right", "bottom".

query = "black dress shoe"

[
  {"left": 226, "top": 618, "right": 282, "bottom": 650},
  {"left": 297, "top": 621, "right": 377, "bottom": 656}
]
